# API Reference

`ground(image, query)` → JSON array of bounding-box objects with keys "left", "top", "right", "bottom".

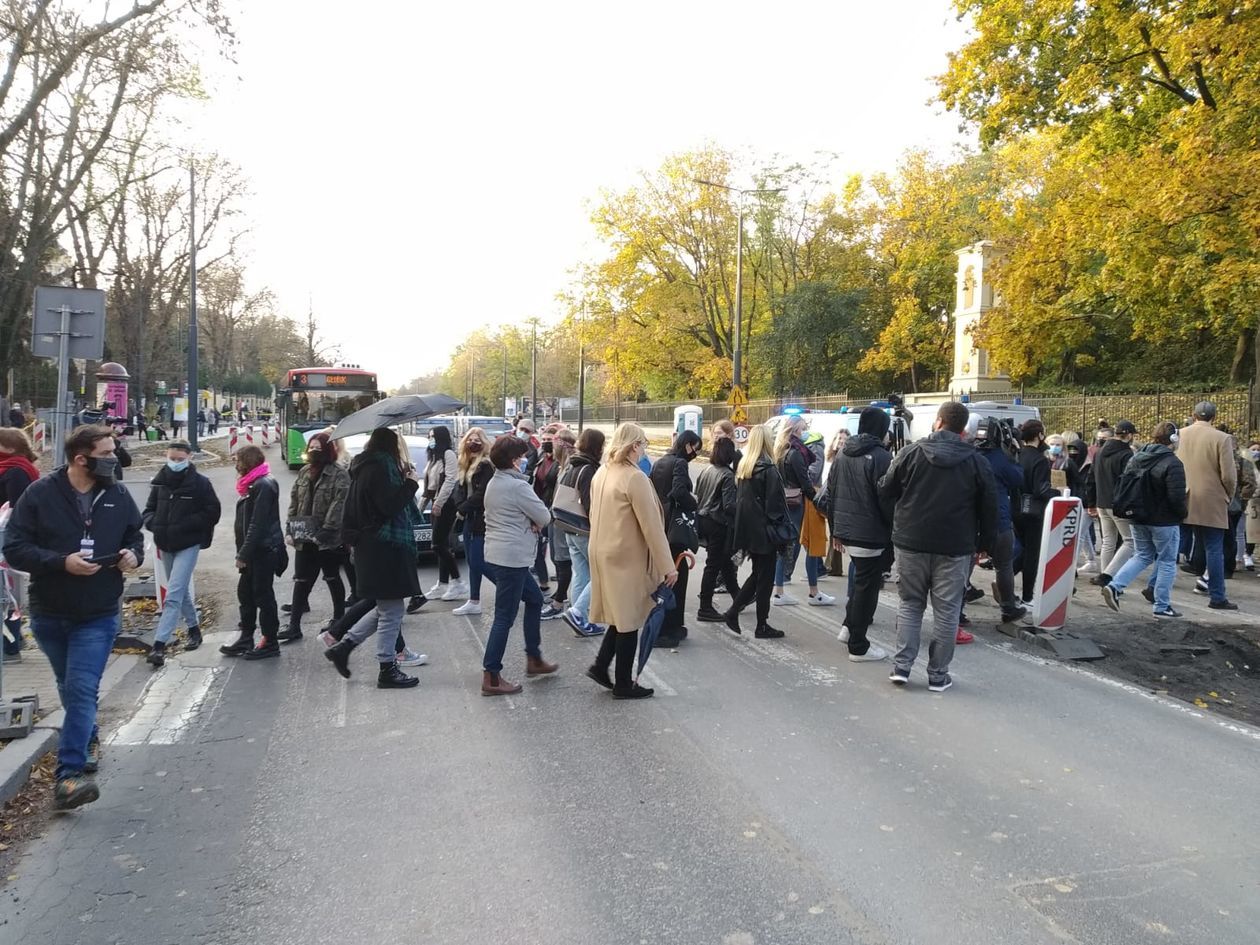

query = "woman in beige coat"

[{"left": 586, "top": 423, "right": 678, "bottom": 699}]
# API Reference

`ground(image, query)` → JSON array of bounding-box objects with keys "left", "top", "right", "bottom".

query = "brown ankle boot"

[
  {"left": 481, "top": 671, "right": 522, "bottom": 696},
  {"left": 525, "top": 655, "right": 558, "bottom": 677}
]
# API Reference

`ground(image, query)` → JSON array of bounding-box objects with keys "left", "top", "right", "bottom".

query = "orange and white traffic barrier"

[
  {"left": 228, "top": 426, "right": 239, "bottom": 455},
  {"left": 1032, "top": 496, "right": 1085, "bottom": 629},
  {"left": 32, "top": 422, "right": 46, "bottom": 453},
  {"left": 243, "top": 424, "right": 255, "bottom": 447},
  {"left": 261, "top": 423, "right": 271, "bottom": 447}
]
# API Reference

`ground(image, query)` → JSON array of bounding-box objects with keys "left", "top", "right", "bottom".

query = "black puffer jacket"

[
  {"left": 456, "top": 458, "right": 495, "bottom": 537},
  {"left": 1127, "top": 444, "right": 1187, "bottom": 526},
  {"left": 878, "top": 431, "right": 999, "bottom": 556},
  {"left": 3, "top": 469, "right": 145, "bottom": 619},
  {"left": 1086, "top": 437, "right": 1136, "bottom": 509},
  {"left": 142, "top": 463, "right": 221, "bottom": 552},
  {"left": 826, "top": 433, "right": 893, "bottom": 550},
  {"left": 234, "top": 475, "right": 283, "bottom": 560},
  {"left": 732, "top": 458, "right": 792, "bottom": 555}
]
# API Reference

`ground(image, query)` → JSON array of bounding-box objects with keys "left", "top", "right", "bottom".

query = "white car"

[{"left": 338, "top": 433, "right": 451, "bottom": 556}]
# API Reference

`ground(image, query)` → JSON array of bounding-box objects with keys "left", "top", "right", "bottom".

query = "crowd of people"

[{"left": 3, "top": 397, "right": 1256, "bottom": 811}]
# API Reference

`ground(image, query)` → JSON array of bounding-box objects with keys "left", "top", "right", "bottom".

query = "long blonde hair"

[
  {"left": 773, "top": 416, "right": 805, "bottom": 463},
  {"left": 737, "top": 424, "right": 774, "bottom": 480},
  {"left": 607, "top": 422, "right": 646, "bottom": 466},
  {"left": 553, "top": 427, "right": 576, "bottom": 470},
  {"left": 458, "top": 426, "right": 491, "bottom": 483}
]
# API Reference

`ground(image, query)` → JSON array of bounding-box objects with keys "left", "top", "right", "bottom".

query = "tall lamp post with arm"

[{"left": 693, "top": 179, "right": 784, "bottom": 391}]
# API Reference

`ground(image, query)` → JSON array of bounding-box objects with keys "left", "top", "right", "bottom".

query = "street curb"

[{"left": 0, "top": 654, "right": 140, "bottom": 808}]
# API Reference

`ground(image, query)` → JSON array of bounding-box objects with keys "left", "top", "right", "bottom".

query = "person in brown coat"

[
  {"left": 1179, "top": 401, "right": 1238, "bottom": 610},
  {"left": 585, "top": 422, "right": 678, "bottom": 699}
]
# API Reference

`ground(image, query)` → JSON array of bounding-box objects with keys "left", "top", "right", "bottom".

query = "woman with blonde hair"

[
  {"left": 586, "top": 423, "right": 678, "bottom": 699},
  {"left": 725, "top": 424, "right": 792, "bottom": 637},
  {"left": 452, "top": 426, "right": 495, "bottom": 616},
  {"left": 772, "top": 416, "right": 829, "bottom": 606}
]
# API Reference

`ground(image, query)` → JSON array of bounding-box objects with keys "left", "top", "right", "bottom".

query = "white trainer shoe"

[
  {"left": 1077, "top": 562, "right": 1099, "bottom": 574},
  {"left": 452, "top": 600, "right": 482, "bottom": 616},
  {"left": 837, "top": 625, "right": 850, "bottom": 643},
  {"left": 807, "top": 592, "right": 836, "bottom": 606},
  {"left": 848, "top": 645, "right": 888, "bottom": 662},
  {"left": 771, "top": 593, "right": 799, "bottom": 607},
  {"left": 396, "top": 648, "right": 429, "bottom": 666},
  {"left": 426, "top": 582, "right": 448, "bottom": 598},
  {"left": 441, "top": 581, "right": 469, "bottom": 601}
]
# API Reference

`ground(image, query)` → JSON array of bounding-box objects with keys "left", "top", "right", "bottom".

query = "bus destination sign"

[{"left": 292, "top": 371, "right": 377, "bottom": 390}]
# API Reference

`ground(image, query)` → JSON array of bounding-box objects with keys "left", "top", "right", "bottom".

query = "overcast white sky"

[{"left": 187, "top": 0, "right": 974, "bottom": 387}]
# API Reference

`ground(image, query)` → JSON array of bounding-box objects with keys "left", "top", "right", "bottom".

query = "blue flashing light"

[
  {"left": 960, "top": 394, "right": 971, "bottom": 403},
  {"left": 1014, "top": 396, "right": 1023, "bottom": 405},
  {"left": 782, "top": 405, "right": 804, "bottom": 416}
]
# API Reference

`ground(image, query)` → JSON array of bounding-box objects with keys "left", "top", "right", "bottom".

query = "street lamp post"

[
  {"left": 188, "top": 163, "right": 199, "bottom": 451},
  {"left": 577, "top": 301, "right": 586, "bottom": 433},
  {"left": 530, "top": 319, "right": 539, "bottom": 426},
  {"left": 693, "top": 178, "right": 784, "bottom": 391}
]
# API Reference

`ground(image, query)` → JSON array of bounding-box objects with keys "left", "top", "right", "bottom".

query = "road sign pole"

[{"left": 54, "top": 304, "right": 71, "bottom": 467}]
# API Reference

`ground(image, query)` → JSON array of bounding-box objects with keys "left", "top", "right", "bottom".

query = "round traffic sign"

[{"left": 733, "top": 424, "right": 750, "bottom": 444}]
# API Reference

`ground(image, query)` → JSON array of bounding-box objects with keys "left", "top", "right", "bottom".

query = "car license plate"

[{"left": 414, "top": 527, "right": 433, "bottom": 544}]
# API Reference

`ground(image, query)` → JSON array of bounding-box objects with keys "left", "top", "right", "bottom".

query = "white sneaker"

[
  {"left": 837, "top": 625, "right": 850, "bottom": 643},
  {"left": 771, "top": 593, "right": 799, "bottom": 607},
  {"left": 1246, "top": 554, "right": 1255, "bottom": 571},
  {"left": 849, "top": 645, "right": 888, "bottom": 662},
  {"left": 426, "top": 582, "right": 448, "bottom": 598},
  {"left": 885, "top": 569, "right": 900, "bottom": 583},
  {"left": 1077, "top": 562, "right": 1098, "bottom": 574},
  {"left": 452, "top": 600, "right": 482, "bottom": 616},
  {"left": 441, "top": 581, "right": 469, "bottom": 601},
  {"left": 807, "top": 592, "right": 836, "bottom": 606},
  {"left": 396, "top": 648, "right": 429, "bottom": 666}
]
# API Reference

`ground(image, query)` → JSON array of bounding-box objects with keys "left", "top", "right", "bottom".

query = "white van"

[{"left": 903, "top": 399, "right": 1041, "bottom": 442}]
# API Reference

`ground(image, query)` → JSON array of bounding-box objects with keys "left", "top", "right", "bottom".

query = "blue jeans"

[
  {"left": 482, "top": 563, "right": 543, "bottom": 673},
  {"left": 463, "top": 522, "right": 487, "bottom": 601},
  {"left": 775, "top": 502, "right": 819, "bottom": 586},
  {"left": 30, "top": 612, "right": 119, "bottom": 779},
  {"left": 1196, "top": 526, "right": 1227, "bottom": 604},
  {"left": 565, "top": 532, "right": 592, "bottom": 622},
  {"left": 154, "top": 546, "right": 201, "bottom": 644},
  {"left": 1109, "top": 524, "right": 1179, "bottom": 612}
]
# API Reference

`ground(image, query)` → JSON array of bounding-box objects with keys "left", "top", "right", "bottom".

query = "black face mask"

[
  {"left": 85, "top": 455, "right": 118, "bottom": 485},
  {"left": 541, "top": 442, "right": 554, "bottom": 454}
]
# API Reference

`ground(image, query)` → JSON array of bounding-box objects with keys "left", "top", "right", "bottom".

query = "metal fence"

[{"left": 583, "top": 385, "right": 1258, "bottom": 437}]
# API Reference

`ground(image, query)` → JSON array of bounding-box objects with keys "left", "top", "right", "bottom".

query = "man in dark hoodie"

[
  {"left": 1086, "top": 418, "right": 1138, "bottom": 586},
  {"left": 3, "top": 425, "right": 144, "bottom": 809},
  {"left": 650, "top": 429, "right": 701, "bottom": 646},
  {"left": 976, "top": 417, "right": 1028, "bottom": 622},
  {"left": 878, "top": 402, "right": 998, "bottom": 692},
  {"left": 827, "top": 406, "right": 893, "bottom": 662},
  {"left": 1100, "top": 422, "right": 1188, "bottom": 617}
]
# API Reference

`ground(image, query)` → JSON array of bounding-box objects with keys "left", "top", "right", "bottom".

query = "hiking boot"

[
  {"left": 242, "top": 638, "right": 280, "bottom": 660},
  {"left": 481, "top": 671, "right": 522, "bottom": 696},
  {"left": 219, "top": 633, "right": 254, "bottom": 656},
  {"left": 696, "top": 605, "right": 725, "bottom": 623},
  {"left": 525, "top": 655, "right": 559, "bottom": 677},
  {"left": 83, "top": 735, "right": 101, "bottom": 774},
  {"left": 186, "top": 626, "right": 202, "bottom": 650},
  {"left": 276, "top": 626, "right": 304, "bottom": 644},
  {"left": 54, "top": 774, "right": 100, "bottom": 810},
  {"left": 146, "top": 641, "right": 166, "bottom": 668},
  {"left": 378, "top": 662, "right": 420, "bottom": 689},
  {"left": 324, "top": 638, "right": 357, "bottom": 678},
  {"left": 754, "top": 624, "right": 785, "bottom": 639}
]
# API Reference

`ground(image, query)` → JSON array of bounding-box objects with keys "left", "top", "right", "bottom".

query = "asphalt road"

[{"left": 3, "top": 457, "right": 1259, "bottom": 945}]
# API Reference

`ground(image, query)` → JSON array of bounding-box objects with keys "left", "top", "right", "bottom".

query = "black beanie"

[{"left": 858, "top": 406, "right": 890, "bottom": 440}]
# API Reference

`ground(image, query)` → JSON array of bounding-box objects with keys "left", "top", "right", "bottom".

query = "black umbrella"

[{"left": 330, "top": 393, "right": 466, "bottom": 440}]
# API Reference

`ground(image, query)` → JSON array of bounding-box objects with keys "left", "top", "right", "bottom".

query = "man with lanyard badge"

[{"left": 3, "top": 425, "right": 144, "bottom": 809}]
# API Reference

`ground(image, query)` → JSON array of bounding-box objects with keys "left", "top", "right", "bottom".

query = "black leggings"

[
  {"left": 551, "top": 560, "right": 572, "bottom": 603},
  {"left": 433, "top": 503, "right": 460, "bottom": 583},
  {"left": 730, "top": 552, "right": 775, "bottom": 627},
  {"left": 289, "top": 544, "right": 354, "bottom": 623},
  {"left": 699, "top": 521, "right": 739, "bottom": 609}
]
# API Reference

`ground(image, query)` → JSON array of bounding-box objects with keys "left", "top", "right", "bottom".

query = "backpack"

[{"left": 1112, "top": 456, "right": 1158, "bottom": 522}]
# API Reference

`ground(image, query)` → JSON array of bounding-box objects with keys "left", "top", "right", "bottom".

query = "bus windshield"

[{"left": 289, "top": 390, "right": 377, "bottom": 425}]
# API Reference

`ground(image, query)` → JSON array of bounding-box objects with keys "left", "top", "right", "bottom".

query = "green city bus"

[{"left": 277, "top": 367, "right": 381, "bottom": 468}]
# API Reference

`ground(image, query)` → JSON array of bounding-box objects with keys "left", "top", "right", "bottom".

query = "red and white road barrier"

[
  {"left": 1031, "top": 495, "right": 1085, "bottom": 630},
  {"left": 243, "top": 424, "right": 255, "bottom": 447},
  {"left": 32, "top": 422, "right": 46, "bottom": 454},
  {"left": 228, "top": 426, "right": 239, "bottom": 455},
  {"left": 261, "top": 423, "right": 271, "bottom": 447}
]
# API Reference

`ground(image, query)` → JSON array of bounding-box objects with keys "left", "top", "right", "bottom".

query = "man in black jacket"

[
  {"left": 1100, "top": 422, "right": 1188, "bottom": 618},
  {"left": 878, "top": 402, "right": 998, "bottom": 692},
  {"left": 3, "top": 425, "right": 144, "bottom": 809},
  {"left": 826, "top": 407, "right": 893, "bottom": 661},
  {"left": 650, "top": 430, "right": 701, "bottom": 646},
  {"left": 141, "top": 440, "right": 221, "bottom": 667},
  {"left": 1087, "top": 418, "right": 1138, "bottom": 586}
]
